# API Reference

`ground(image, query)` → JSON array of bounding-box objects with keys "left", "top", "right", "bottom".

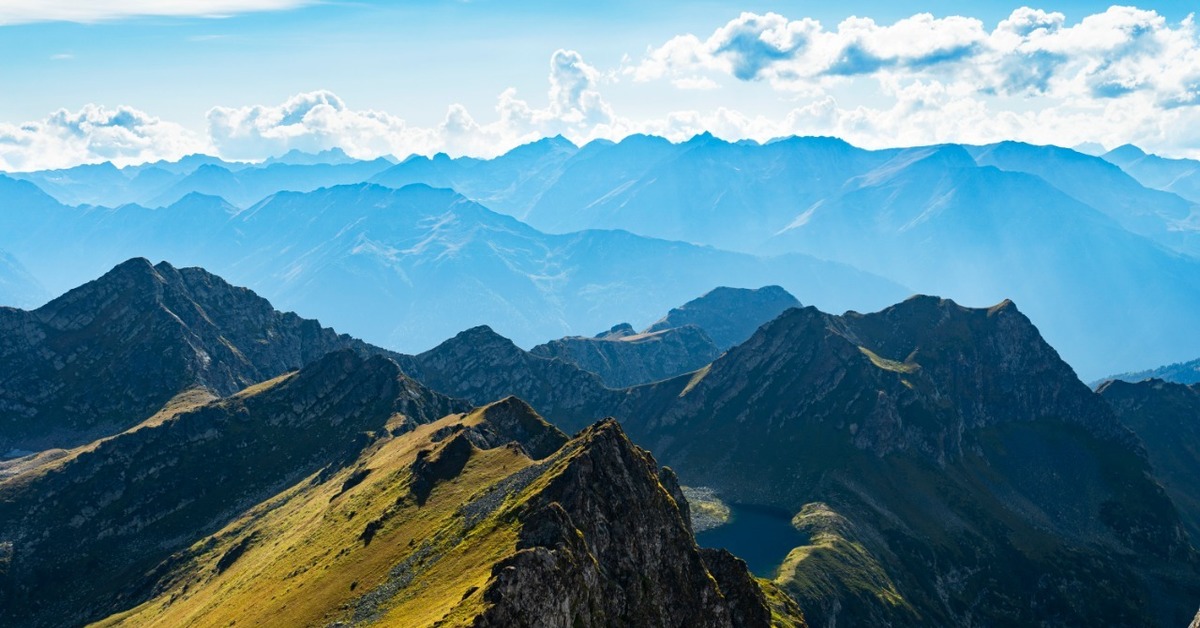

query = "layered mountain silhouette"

[
  {"left": 1103, "top": 144, "right": 1200, "bottom": 204},
  {"left": 7, "top": 149, "right": 394, "bottom": 208},
  {"left": 644, "top": 285, "right": 801, "bottom": 350},
  {"left": 0, "top": 258, "right": 384, "bottom": 453},
  {"left": 7, "top": 133, "right": 1200, "bottom": 378}
]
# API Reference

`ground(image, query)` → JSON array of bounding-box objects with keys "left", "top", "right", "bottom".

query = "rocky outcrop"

[
  {"left": 644, "top": 285, "right": 800, "bottom": 350},
  {"left": 531, "top": 324, "right": 720, "bottom": 387},
  {"left": 0, "top": 350, "right": 465, "bottom": 627},
  {"left": 406, "top": 325, "right": 621, "bottom": 432},
  {"left": 473, "top": 420, "right": 796, "bottom": 627},
  {"left": 0, "top": 258, "right": 388, "bottom": 451}
]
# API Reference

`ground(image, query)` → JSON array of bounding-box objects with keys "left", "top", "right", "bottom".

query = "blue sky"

[{"left": 2, "top": 1, "right": 1199, "bottom": 168}]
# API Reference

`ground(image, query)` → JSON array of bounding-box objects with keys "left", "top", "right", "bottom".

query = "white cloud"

[
  {"left": 0, "top": 104, "right": 204, "bottom": 171},
  {"left": 0, "top": 0, "right": 312, "bottom": 25},
  {"left": 6, "top": 7, "right": 1200, "bottom": 169}
]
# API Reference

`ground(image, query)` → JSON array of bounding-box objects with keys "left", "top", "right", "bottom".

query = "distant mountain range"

[
  {"left": 3, "top": 135, "right": 1200, "bottom": 379},
  {"left": 0, "top": 179, "right": 905, "bottom": 355}
]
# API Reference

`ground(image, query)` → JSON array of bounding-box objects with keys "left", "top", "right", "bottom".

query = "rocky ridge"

[{"left": 0, "top": 258, "right": 386, "bottom": 452}]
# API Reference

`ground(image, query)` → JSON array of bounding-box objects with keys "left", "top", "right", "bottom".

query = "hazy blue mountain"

[
  {"left": 644, "top": 285, "right": 801, "bottom": 350},
  {"left": 1102, "top": 144, "right": 1200, "bottom": 204},
  {"left": 0, "top": 180, "right": 907, "bottom": 357},
  {"left": 214, "top": 183, "right": 905, "bottom": 352},
  {"left": 769, "top": 145, "right": 1200, "bottom": 380},
  {"left": 262, "top": 147, "right": 365, "bottom": 166},
  {"left": 370, "top": 135, "right": 579, "bottom": 218},
  {"left": 521, "top": 133, "right": 891, "bottom": 251},
  {"left": 5, "top": 152, "right": 395, "bottom": 208},
  {"left": 0, "top": 250, "right": 46, "bottom": 308},
  {"left": 146, "top": 158, "right": 397, "bottom": 207},
  {"left": 969, "top": 141, "right": 1200, "bottom": 255}
]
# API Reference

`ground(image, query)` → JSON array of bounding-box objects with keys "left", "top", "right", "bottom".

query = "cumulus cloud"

[
  {"left": 0, "top": 0, "right": 312, "bottom": 25},
  {"left": 0, "top": 104, "right": 204, "bottom": 171},
  {"left": 206, "top": 49, "right": 619, "bottom": 160}
]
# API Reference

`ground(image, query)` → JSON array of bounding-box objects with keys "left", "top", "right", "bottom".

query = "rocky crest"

[
  {"left": 0, "top": 258, "right": 385, "bottom": 452},
  {"left": 645, "top": 285, "right": 800, "bottom": 350},
  {"left": 473, "top": 419, "right": 801, "bottom": 627},
  {"left": 531, "top": 324, "right": 720, "bottom": 387},
  {"left": 406, "top": 325, "right": 620, "bottom": 432}
]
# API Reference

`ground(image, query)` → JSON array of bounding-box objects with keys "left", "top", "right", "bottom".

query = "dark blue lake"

[{"left": 696, "top": 503, "right": 809, "bottom": 578}]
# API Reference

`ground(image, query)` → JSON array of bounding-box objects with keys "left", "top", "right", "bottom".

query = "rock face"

[
  {"left": 0, "top": 258, "right": 385, "bottom": 451},
  {"left": 474, "top": 420, "right": 788, "bottom": 628},
  {"left": 406, "top": 325, "right": 621, "bottom": 432},
  {"left": 531, "top": 323, "right": 720, "bottom": 387},
  {"left": 612, "top": 296, "right": 1198, "bottom": 626},
  {"left": 1099, "top": 378, "right": 1200, "bottom": 539},
  {"left": 0, "top": 350, "right": 464, "bottom": 627},
  {"left": 645, "top": 285, "right": 801, "bottom": 350}
]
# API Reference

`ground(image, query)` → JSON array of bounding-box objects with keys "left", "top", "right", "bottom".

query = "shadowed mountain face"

[
  {"left": 527, "top": 286, "right": 801, "bottom": 388},
  {"left": 0, "top": 258, "right": 386, "bottom": 452},
  {"left": 1099, "top": 379, "right": 1200, "bottom": 540},
  {"left": 405, "top": 325, "right": 622, "bottom": 433}
]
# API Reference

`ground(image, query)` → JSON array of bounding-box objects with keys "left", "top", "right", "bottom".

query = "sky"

[{"left": 2, "top": 0, "right": 1199, "bottom": 169}]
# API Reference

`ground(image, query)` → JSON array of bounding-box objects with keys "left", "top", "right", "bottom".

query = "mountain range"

[{"left": 3, "top": 260, "right": 1200, "bottom": 626}]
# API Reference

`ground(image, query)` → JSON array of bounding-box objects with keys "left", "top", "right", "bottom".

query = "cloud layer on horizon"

[{"left": 3, "top": 5, "right": 1200, "bottom": 170}]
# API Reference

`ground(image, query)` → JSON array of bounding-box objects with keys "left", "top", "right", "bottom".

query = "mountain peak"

[{"left": 1106, "top": 143, "right": 1147, "bottom": 161}]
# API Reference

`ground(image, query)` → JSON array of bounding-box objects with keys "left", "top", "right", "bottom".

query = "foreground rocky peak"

[
  {"left": 468, "top": 418, "right": 804, "bottom": 627},
  {"left": 0, "top": 258, "right": 383, "bottom": 452}
]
